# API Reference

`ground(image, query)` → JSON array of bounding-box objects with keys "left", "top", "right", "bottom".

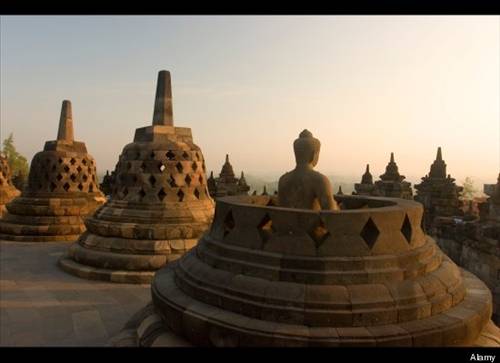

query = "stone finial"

[
  {"left": 436, "top": 147, "right": 443, "bottom": 161},
  {"left": 337, "top": 186, "right": 344, "bottom": 195},
  {"left": 262, "top": 186, "right": 268, "bottom": 196},
  {"left": 57, "top": 100, "right": 74, "bottom": 142},
  {"left": 361, "top": 164, "right": 373, "bottom": 185},
  {"left": 390, "top": 152, "right": 395, "bottom": 163},
  {"left": 226, "top": 154, "right": 229, "bottom": 163},
  {"left": 152, "top": 70, "right": 173, "bottom": 126}
]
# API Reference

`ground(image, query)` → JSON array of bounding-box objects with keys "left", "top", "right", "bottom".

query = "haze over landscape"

[{"left": 1, "top": 16, "right": 499, "bottom": 191}]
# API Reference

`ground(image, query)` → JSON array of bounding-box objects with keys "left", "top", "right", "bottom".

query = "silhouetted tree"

[{"left": 2, "top": 133, "right": 29, "bottom": 190}]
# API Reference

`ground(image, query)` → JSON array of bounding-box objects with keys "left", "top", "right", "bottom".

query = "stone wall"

[{"left": 435, "top": 235, "right": 499, "bottom": 325}]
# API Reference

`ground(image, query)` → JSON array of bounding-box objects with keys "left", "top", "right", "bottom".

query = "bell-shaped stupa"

[
  {"left": 0, "top": 153, "right": 21, "bottom": 217},
  {"left": 354, "top": 164, "right": 378, "bottom": 196},
  {"left": 111, "top": 130, "right": 498, "bottom": 347},
  {"left": 0, "top": 101, "right": 105, "bottom": 241},
  {"left": 59, "top": 70, "right": 215, "bottom": 283},
  {"left": 414, "top": 147, "right": 463, "bottom": 230},
  {"left": 374, "top": 153, "right": 413, "bottom": 200}
]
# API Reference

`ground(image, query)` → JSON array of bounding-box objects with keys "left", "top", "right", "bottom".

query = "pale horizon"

[{"left": 1, "top": 16, "right": 499, "bottom": 187}]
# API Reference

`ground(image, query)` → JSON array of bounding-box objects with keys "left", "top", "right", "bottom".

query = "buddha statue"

[{"left": 278, "top": 129, "right": 338, "bottom": 210}]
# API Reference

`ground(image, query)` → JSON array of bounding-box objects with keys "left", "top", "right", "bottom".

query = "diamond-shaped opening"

[
  {"left": 360, "top": 217, "right": 380, "bottom": 249},
  {"left": 70, "top": 158, "right": 76, "bottom": 165},
  {"left": 176, "top": 162, "right": 183, "bottom": 173},
  {"left": 63, "top": 165, "right": 70, "bottom": 173},
  {"left": 177, "top": 189, "right": 185, "bottom": 202},
  {"left": 159, "top": 163, "right": 166, "bottom": 173},
  {"left": 90, "top": 160, "right": 94, "bottom": 166},
  {"left": 150, "top": 151, "right": 155, "bottom": 159},
  {"left": 77, "top": 183, "right": 84, "bottom": 191},
  {"left": 169, "top": 175, "right": 177, "bottom": 187},
  {"left": 140, "top": 162, "right": 147, "bottom": 172},
  {"left": 138, "top": 188, "right": 146, "bottom": 199},
  {"left": 82, "top": 174, "right": 88, "bottom": 182},
  {"left": 89, "top": 183, "right": 94, "bottom": 192},
  {"left": 63, "top": 182, "right": 70, "bottom": 192},
  {"left": 166, "top": 150, "right": 176, "bottom": 160},
  {"left": 185, "top": 174, "right": 192, "bottom": 186},
  {"left": 158, "top": 188, "right": 167, "bottom": 201},
  {"left": 194, "top": 188, "right": 200, "bottom": 199},
  {"left": 149, "top": 175, "right": 156, "bottom": 187},
  {"left": 56, "top": 174, "right": 63, "bottom": 181},
  {"left": 133, "top": 175, "right": 138, "bottom": 183},
  {"left": 50, "top": 182, "right": 57, "bottom": 192},
  {"left": 58, "top": 158, "right": 63, "bottom": 164},
  {"left": 223, "top": 210, "right": 235, "bottom": 237},
  {"left": 192, "top": 162, "right": 198, "bottom": 171},
  {"left": 308, "top": 219, "right": 330, "bottom": 248},
  {"left": 88, "top": 167, "right": 92, "bottom": 174},
  {"left": 82, "top": 159, "right": 87, "bottom": 166},
  {"left": 401, "top": 214, "right": 412, "bottom": 244},
  {"left": 70, "top": 174, "right": 77, "bottom": 182},
  {"left": 182, "top": 151, "right": 189, "bottom": 159},
  {"left": 198, "top": 175, "right": 204, "bottom": 185},
  {"left": 257, "top": 213, "right": 274, "bottom": 243},
  {"left": 76, "top": 165, "right": 82, "bottom": 173}
]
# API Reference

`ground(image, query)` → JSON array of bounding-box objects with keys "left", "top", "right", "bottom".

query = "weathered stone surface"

[
  {"left": 60, "top": 70, "right": 215, "bottom": 283},
  {"left": 111, "top": 134, "right": 496, "bottom": 347},
  {"left": 0, "top": 100, "right": 105, "bottom": 242}
]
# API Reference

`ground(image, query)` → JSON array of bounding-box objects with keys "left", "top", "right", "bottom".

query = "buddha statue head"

[{"left": 293, "top": 129, "right": 321, "bottom": 168}]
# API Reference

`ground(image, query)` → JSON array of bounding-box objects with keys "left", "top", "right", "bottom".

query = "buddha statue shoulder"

[{"left": 278, "top": 129, "right": 339, "bottom": 211}]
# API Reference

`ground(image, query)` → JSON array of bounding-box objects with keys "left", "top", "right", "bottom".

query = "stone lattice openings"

[
  {"left": 0, "top": 100, "right": 105, "bottom": 241},
  {"left": 59, "top": 70, "right": 215, "bottom": 284}
]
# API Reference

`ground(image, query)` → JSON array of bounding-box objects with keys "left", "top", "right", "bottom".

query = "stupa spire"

[
  {"left": 436, "top": 147, "right": 443, "bottom": 161},
  {"left": 152, "top": 70, "right": 173, "bottom": 126},
  {"left": 57, "top": 100, "right": 74, "bottom": 142},
  {"left": 390, "top": 152, "right": 395, "bottom": 163}
]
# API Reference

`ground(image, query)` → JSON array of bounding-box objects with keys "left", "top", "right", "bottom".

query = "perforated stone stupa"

[
  {"left": 207, "top": 154, "right": 250, "bottom": 198},
  {"left": 0, "top": 153, "right": 21, "bottom": 217},
  {"left": 59, "top": 70, "right": 215, "bottom": 284},
  {"left": 374, "top": 153, "right": 413, "bottom": 200},
  {"left": 111, "top": 131, "right": 497, "bottom": 347},
  {"left": 414, "top": 147, "right": 463, "bottom": 231},
  {"left": 0, "top": 101, "right": 105, "bottom": 242},
  {"left": 354, "top": 164, "right": 378, "bottom": 196}
]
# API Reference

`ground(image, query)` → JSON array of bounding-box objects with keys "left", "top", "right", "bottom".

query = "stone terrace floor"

[{"left": 0, "top": 240, "right": 150, "bottom": 346}]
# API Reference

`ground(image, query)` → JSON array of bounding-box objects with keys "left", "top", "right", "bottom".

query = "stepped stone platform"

[
  {"left": 0, "top": 154, "right": 21, "bottom": 217},
  {"left": 0, "top": 100, "right": 105, "bottom": 242},
  {"left": 59, "top": 70, "right": 215, "bottom": 284},
  {"left": 112, "top": 194, "right": 499, "bottom": 347}
]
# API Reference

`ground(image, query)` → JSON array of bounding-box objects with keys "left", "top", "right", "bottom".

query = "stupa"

[
  {"left": 374, "top": 153, "right": 413, "bottom": 200},
  {"left": 59, "top": 70, "right": 215, "bottom": 284},
  {"left": 414, "top": 147, "right": 463, "bottom": 230},
  {"left": 110, "top": 130, "right": 497, "bottom": 347},
  {"left": 0, "top": 153, "right": 21, "bottom": 217},
  {"left": 354, "top": 164, "right": 377, "bottom": 196},
  {"left": 207, "top": 155, "right": 250, "bottom": 198},
  {"left": 0, "top": 101, "right": 105, "bottom": 242},
  {"left": 100, "top": 169, "right": 116, "bottom": 197}
]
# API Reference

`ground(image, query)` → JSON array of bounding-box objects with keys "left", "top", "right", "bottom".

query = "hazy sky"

[{"left": 1, "top": 16, "right": 499, "bottom": 186}]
